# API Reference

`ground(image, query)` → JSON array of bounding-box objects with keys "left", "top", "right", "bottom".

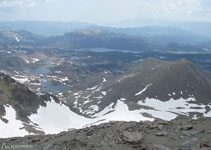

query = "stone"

[
  {"left": 153, "top": 145, "right": 170, "bottom": 150},
  {"left": 178, "top": 138, "right": 200, "bottom": 150},
  {"left": 151, "top": 121, "right": 159, "bottom": 129},
  {"left": 183, "top": 130, "right": 205, "bottom": 137},
  {"left": 181, "top": 125, "right": 193, "bottom": 130},
  {"left": 200, "top": 141, "right": 211, "bottom": 148},
  {"left": 43, "top": 144, "right": 53, "bottom": 150},
  {"left": 155, "top": 132, "right": 168, "bottom": 136},
  {"left": 122, "top": 131, "right": 143, "bottom": 144}
]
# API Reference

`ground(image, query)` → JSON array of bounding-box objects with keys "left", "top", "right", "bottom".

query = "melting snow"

[
  {"left": 12, "top": 76, "right": 29, "bottom": 84},
  {"left": 120, "top": 98, "right": 126, "bottom": 101},
  {"left": 2, "top": 96, "right": 211, "bottom": 138},
  {"left": 83, "top": 105, "right": 99, "bottom": 115},
  {"left": 118, "top": 74, "right": 135, "bottom": 82},
  {"left": 101, "top": 91, "right": 107, "bottom": 96},
  {"left": 73, "top": 93, "right": 79, "bottom": 96},
  {"left": 28, "top": 97, "right": 154, "bottom": 134},
  {"left": 32, "top": 58, "right": 39, "bottom": 63},
  {"left": 135, "top": 84, "right": 152, "bottom": 96},
  {"left": 102, "top": 78, "right": 107, "bottom": 83},
  {"left": 87, "top": 85, "right": 98, "bottom": 91},
  {"left": 59, "top": 77, "right": 69, "bottom": 82},
  {"left": 15, "top": 36, "right": 20, "bottom": 42},
  {"left": 0, "top": 105, "right": 29, "bottom": 138},
  {"left": 29, "top": 97, "right": 92, "bottom": 134},
  {"left": 94, "top": 100, "right": 153, "bottom": 122},
  {"left": 138, "top": 97, "right": 211, "bottom": 120},
  {"left": 94, "top": 95, "right": 104, "bottom": 99}
]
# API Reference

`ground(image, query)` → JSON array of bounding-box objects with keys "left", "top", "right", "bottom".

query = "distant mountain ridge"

[
  {"left": 0, "top": 21, "right": 93, "bottom": 36},
  {"left": 1, "top": 27, "right": 211, "bottom": 52},
  {"left": 0, "top": 28, "right": 44, "bottom": 47},
  {"left": 1, "top": 20, "right": 211, "bottom": 37}
]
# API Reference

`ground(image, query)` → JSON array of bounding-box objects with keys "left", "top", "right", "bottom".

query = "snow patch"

[
  {"left": 102, "top": 78, "right": 107, "bottom": 83},
  {"left": 32, "top": 58, "right": 39, "bottom": 63},
  {"left": 101, "top": 91, "right": 107, "bottom": 96},
  {"left": 15, "top": 36, "right": 20, "bottom": 42},
  {"left": 135, "top": 84, "right": 152, "bottom": 96},
  {"left": 84, "top": 105, "right": 100, "bottom": 115},
  {"left": 138, "top": 97, "right": 211, "bottom": 120},
  {"left": 12, "top": 76, "right": 29, "bottom": 84},
  {"left": 87, "top": 85, "right": 98, "bottom": 91},
  {"left": 94, "top": 100, "right": 153, "bottom": 122},
  {"left": 0, "top": 105, "right": 29, "bottom": 138},
  {"left": 29, "top": 97, "right": 92, "bottom": 134}
]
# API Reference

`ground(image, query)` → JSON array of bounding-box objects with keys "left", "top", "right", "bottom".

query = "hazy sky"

[{"left": 0, "top": 0, "right": 211, "bottom": 25}]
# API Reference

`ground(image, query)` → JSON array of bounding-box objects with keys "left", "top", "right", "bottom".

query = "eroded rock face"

[{"left": 0, "top": 118, "right": 211, "bottom": 150}]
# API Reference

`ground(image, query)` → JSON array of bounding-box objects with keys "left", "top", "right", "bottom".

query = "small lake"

[
  {"left": 77, "top": 48, "right": 140, "bottom": 54},
  {"left": 30, "top": 59, "right": 69, "bottom": 92},
  {"left": 30, "top": 59, "right": 53, "bottom": 75},
  {"left": 31, "top": 67, "right": 50, "bottom": 75},
  {"left": 41, "top": 79, "right": 68, "bottom": 92}
]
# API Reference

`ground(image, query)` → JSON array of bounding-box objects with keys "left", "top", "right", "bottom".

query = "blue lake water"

[
  {"left": 77, "top": 48, "right": 140, "bottom": 54},
  {"left": 30, "top": 59, "right": 52, "bottom": 75},
  {"left": 30, "top": 59, "right": 68, "bottom": 92},
  {"left": 41, "top": 79, "right": 68, "bottom": 92},
  {"left": 31, "top": 67, "right": 50, "bottom": 75}
]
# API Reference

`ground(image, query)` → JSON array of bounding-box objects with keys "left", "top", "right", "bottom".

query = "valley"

[
  {"left": 0, "top": 43, "right": 211, "bottom": 138},
  {"left": 1, "top": 0, "right": 211, "bottom": 149}
]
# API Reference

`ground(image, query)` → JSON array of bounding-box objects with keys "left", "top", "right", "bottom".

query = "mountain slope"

[
  {"left": 0, "top": 73, "right": 70, "bottom": 137},
  {"left": 66, "top": 58, "right": 211, "bottom": 120},
  {"left": 106, "top": 58, "right": 211, "bottom": 104},
  {"left": 0, "top": 28, "right": 44, "bottom": 47}
]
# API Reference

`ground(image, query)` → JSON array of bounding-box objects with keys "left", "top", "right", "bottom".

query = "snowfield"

[
  {"left": 29, "top": 97, "right": 93, "bottom": 134},
  {"left": 0, "top": 105, "right": 29, "bottom": 138},
  {"left": 138, "top": 97, "right": 211, "bottom": 120},
  {"left": 1, "top": 96, "right": 211, "bottom": 138}
]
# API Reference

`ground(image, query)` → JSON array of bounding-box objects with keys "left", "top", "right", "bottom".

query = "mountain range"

[
  {"left": 0, "top": 27, "right": 211, "bottom": 52},
  {"left": 1, "top": 21, "right": 211, "bottom": 37}
]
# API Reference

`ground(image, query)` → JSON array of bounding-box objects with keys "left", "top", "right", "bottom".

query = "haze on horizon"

[{"left": 0, "top": 0, "right": 211, "bottom": 27}]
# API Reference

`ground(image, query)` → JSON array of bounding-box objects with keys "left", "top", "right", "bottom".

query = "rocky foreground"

[{"left": 0, "top": 118, "right": 211, "bottom": 150}]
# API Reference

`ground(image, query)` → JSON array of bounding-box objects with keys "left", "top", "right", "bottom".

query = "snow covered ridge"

[{"left": 0, "top": 96, "right": 211, "bottom": 138}]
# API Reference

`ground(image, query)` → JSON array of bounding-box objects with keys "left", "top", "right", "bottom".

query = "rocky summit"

[{"left": 0, "top": 118, "right": 211, "bottom": 150}]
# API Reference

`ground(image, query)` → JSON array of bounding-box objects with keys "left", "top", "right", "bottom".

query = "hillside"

[{"left": 66, "top": 58, "right": 211, "bottom": 121}]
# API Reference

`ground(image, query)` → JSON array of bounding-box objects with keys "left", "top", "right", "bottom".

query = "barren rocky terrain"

[{"left": 0, "top": 118, "right": 211, "bottom": 150}]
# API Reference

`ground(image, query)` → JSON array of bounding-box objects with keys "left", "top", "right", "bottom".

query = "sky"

[{"left": 0, "top": 0, "right": 211, "bottom": 26}]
